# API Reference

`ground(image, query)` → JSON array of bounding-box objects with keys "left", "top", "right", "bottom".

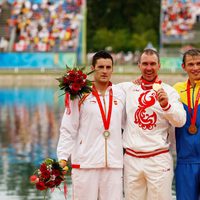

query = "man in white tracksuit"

[
  {"left": 119, "top": 48, "right": 186, "bottom": 200},
  {"left": 57, "top": 50, "right": 125, "bottom": 200}
]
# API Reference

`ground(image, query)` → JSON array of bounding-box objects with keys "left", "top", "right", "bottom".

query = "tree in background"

[{"left": 87, "top": 0, "right": 160, "bottom": 52}]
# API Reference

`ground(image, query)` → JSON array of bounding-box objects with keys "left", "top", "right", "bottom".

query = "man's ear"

[
  {"left": 182, "top": 63, "right": 185, "bottom": 70},
  {"left": 91, "top": 65, "right": 95, "bottom": 71},
  {"left": 137, "top": 62, "right": 140, "bottom": 69},
  {"left": 158, "top": 63, "right": 161, "bottom": 69}
]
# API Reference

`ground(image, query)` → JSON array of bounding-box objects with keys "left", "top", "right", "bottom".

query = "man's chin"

[
  {"left": 99, "top": 79, "right": 109, "bottom": 83},
  {"left": 143, "top": 76, "right": 156, "bottom": 82},
  {"left": 194, "top": 78, "right": 200, "bottom": 82}
]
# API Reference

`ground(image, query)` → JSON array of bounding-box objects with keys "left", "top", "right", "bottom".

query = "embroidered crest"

[{"left": 134, "top": 91, "right": 157, "bottom": 130}]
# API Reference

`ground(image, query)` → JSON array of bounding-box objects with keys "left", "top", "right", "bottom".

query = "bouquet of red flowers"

[
  {"left": 30, "top": 158, "right": 68, "bottom": 199},
  {"left": 56, "top": 66, "right": 93, "bottom": 100}
]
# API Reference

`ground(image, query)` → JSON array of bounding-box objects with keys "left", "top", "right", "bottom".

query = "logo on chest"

[{"left": 134, "top": 91, "right": 157, "bottom": 130}]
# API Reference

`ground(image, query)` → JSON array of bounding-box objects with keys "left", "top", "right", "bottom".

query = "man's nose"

[
  {"left": 102, "top": 67, "right": 107, "bottom": 72},
  {"left": 146, "top": 64, "right": 153, "bottom": 69}
]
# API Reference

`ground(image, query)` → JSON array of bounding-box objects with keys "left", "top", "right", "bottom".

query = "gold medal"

[
  {"left": 103, "top": 130, "right": 110, "bottom": 138},
  {"left": 188, "top": 124, "right": 198, "bottom": 134},
  {"left": 152, "top": 83, "right": 162, "bottom": 92}
]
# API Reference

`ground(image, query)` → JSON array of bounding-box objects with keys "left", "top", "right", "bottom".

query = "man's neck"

[
  {"left": 141, "top": 76, "right": 158, "bottom": 84},
  {"left": 189, "top": 78, "right": 197, "bottom": 87},
  {"left": 94, "top": 82, "right": 110, "bottom": 95}
]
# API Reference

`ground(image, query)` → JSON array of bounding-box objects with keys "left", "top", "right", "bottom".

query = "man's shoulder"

[
  {"left": 112, "top": 84, "right": 126, "bottom": 103},
  {"left": 161, "top": 82, "right": 182, "bottom": 97},
  {"left": 116, "top": 81, "right": 134, "bottom": 90},
  {"left": 162, "top": 81, "right": 186, "bottom": 91},
  {"left": 173, "top": 81, "right": 187, "bottom": 92}
]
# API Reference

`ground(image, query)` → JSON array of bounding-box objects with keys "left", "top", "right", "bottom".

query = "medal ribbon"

[
  {"left": 140, "top": 76, "right": 162, "bottom": 90},
  {"left": 92, "top": 83, "right": 113, "bottom": 131},
  {"left": 187, "top": 80, "right": 200, "bottom": 126}
]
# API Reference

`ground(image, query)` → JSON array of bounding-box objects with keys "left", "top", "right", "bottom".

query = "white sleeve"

[
  {"left": 57, "top": 99, "right": 80, "bottom": 161},
  {"left": 168, "top": 125, "right": 176, "bottom": 156},
  {"left": 116, "top": 82, "right": 128, "bottom": 92},
  {"left": 162, "top": 88, "right": 186, "bottom": 128},
  {"left": 120, "top": 90, "right": 126, "bottom": 130},
  {"left": 114, "top": 84, "right": 127, "bottom": 129}
]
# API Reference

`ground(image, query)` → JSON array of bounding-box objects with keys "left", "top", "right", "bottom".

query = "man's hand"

[
  {"left": 59, "top": 159, "right": 67, "bottom": 168},
  {"left": 156, "top": 88, "right": 169, "bottom": 108}
]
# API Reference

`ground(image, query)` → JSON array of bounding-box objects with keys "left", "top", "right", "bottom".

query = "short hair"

[
  {"left": 182, "top": 48, "right": 200, "bottom": 65},
  {"left": 138, "top": 48, "right": 160, "bottom": 63},
  {"left": 92, "top": 50, "right": 113, "bottom": 66}
]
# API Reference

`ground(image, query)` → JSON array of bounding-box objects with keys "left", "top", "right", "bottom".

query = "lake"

[{"left": 0, "top": 86, "right": 72, "bottom": 199}]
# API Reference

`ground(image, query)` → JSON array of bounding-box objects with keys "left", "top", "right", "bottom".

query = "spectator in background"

[
  {"left": 0, "top": 37, "right": 9, "bottom": 52},
  {"left": 7, "top": 0, "right": 82, "bottom": 52},
  {"left": 173, "top": 49, "right": 200, "bottom": 200},
  {"left": 161, "top": 0, "right": 200, "bottom": 38}
]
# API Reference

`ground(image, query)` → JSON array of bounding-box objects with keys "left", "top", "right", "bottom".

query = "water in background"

[{"left": 0, "top": 86, "right": 72, "bottom": 200}]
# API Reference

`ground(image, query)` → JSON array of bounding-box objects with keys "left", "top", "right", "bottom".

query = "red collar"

[{"left": 140, "top": 76, "right": 162, "bottom": 90}]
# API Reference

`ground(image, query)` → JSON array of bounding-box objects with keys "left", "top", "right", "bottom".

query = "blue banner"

[{"left": 0, "top": 53, "right": 76, "bottom": 68}]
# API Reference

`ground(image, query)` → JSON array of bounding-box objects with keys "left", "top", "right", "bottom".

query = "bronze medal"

[
  {"left": 188, "top": 124, "right": 198, "bottom": 134},
  {"left": 103, "top": 130, "right": 110, "bottom": 138}
]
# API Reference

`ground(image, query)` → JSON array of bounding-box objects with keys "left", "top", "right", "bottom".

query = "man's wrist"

[{"left": 160, "top": 102, "right": 171, "bottom": 111}]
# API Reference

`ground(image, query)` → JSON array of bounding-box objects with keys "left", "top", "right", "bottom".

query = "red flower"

[
  {"left": 74, "top": 77, "right": 84, "bottom": 85},
  {"left": 40, "top": 163, "right": 47, "bottom": 172},
  {"left": 55, "top": 177, "right": 63, "bottom": 186},
  {"left": 56, "top": 66, "right": 93, "bottom": 101},
  {"left": 77, "top": 70, "right": 83, "bottom": 76},
  {"left": 45, "top": 180, "right": 55, "bottom": 188},
  {"left": 52, "top": 169, "right": 61, "bottom": 177},
  {"left": 36, "top": 181, "right": 47, "bottom": 191},
  {"left": 30, "top": 175, "right": 39, "bottom": 184},
  {"left": 63, "top": 77, "right": 69, "bottom": 84},
  {"left": 30, "top": 158, "right": 68, "bottom": 199},
  {"left": 68, "top": 71, "right": 76, "bottom": 81},
  {"left": 41, "top": 170, "right": 51, "bottom": 179},
  {"left": 71, "top": 83, "right": 81, "bottom": 92},
  {"left": 82, "top": 74, "right": 87, "bottom": 79}
]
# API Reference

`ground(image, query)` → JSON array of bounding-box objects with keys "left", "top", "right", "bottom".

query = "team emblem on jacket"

[
  {"left": 134, "top": 91, "right": 157, "bottom": 130},
  {"left": 114, "top": 100, "right": 118, "bottom": 105}
]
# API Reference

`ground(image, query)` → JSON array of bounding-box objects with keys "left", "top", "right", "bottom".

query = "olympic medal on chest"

[
  {"left": 188, "top": 124, "right": 198, "bottom": 134},
  {"left": 152, "top": 83, "right": 162, "bottom": 92},
  {"left": 103, "top": 130, "right": 110, "bottom": 138}
]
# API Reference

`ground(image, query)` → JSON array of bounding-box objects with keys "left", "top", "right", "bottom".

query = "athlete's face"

[
  {"left": 182, "top": 55, "right": 200, "bottom": 84},
  {"left": 138, "top": 53, "right": 160, "bottom": 82},
  {"left": 92, "top": 58, "right": 113, "bottom": 84}
]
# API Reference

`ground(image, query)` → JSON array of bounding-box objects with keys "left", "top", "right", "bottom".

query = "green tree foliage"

[
  {"left": 87, "top": 0, "right": 161, "bottom": 52},
  {"left": 92, "top": 28, "right": 113, "bottom": 50}
]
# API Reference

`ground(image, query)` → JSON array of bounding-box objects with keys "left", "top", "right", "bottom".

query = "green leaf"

[{"left": 44, "top": 158, "right": 54, "bottom": 165}]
